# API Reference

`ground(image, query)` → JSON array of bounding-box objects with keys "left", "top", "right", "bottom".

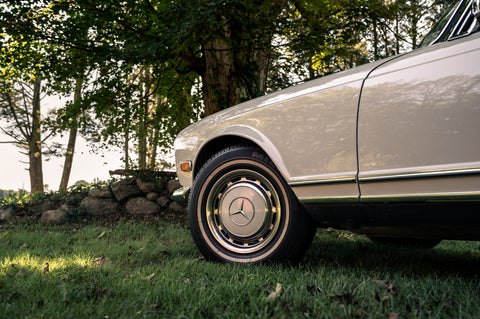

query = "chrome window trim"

[
  {"left": 449, "top": 0, "right": 478, "bottom": 41},
  {"left": 428, "top": 0, "right": 465, "bottom": 45}
]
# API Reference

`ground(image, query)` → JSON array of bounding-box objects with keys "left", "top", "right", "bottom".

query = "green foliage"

[{"left": 1, "top": 0, "right": 457, "bottom": 171}]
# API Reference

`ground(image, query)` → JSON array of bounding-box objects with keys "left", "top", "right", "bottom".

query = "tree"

[
  {"left": 2, "top": 0, "right": 454, "bottom": 179},
  {"left": 0, "top": 76, "right": 46, "bottom": 193}
]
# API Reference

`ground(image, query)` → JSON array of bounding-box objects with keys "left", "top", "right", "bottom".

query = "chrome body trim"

[
  {"left": 360, "top": 167, "right": 480, "bottom": 182},
  {"left": 361, "top": 191, "right": 480, "bottom": 202},
  {"left": 289, "top": 176, "right": 356, "bottom": 186},
  {"left": 299, "top": 196, "right": 359, "bottom": 204}
]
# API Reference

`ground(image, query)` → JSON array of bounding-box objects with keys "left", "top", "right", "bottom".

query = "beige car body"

[{"left": 175, "top": 32, "right": 480, "bottom": 205}]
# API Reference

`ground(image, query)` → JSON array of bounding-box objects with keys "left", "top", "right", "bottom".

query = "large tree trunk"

[
  {"left": 200, "top": 0, "right": 285, "bottom": 117},
  {"left": 59, "top": 77, "right": 83, "bottom": 190},
  {"left": 29, "top": 76, "right": 44, "bottom": 193}
]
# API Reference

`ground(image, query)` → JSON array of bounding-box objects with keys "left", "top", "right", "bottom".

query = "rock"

[
  {"left": 168, "top": 201, "right": 187, "bottom": 214},
  {"left": 28, "top": 201, "right": 56, "bottom": 215},
  {"left": 41, "top": 210, "right": 66, "bottom": 224},
  {"left": 0, "top": 207, "right": 14, "bottom": 221},
  {"left": 166, "top": 179, "right": 181, "bottom": 195},
  {"left": 111, "top": 178, "right": 141, "bottom": 201},
  {"left": 136, "top": 178, "right": 157, "bottom": 193},
  {"left": 80, "top": 196, "right": 120, "bottom": 216},
  {"left": 125, "top": 197, "right": 161, "bottom": 215},
  {"left": 146, "top": 192, "right": 159, "bottom": 201},
  {"left": 156, "top": 196, "right": 170, "bottom": 208},
  {"left": 59, "top": 203, "right": 70, "bottom": 212},
  {"left": 89, "top": 187, "right": 112, "bottom": 198}
]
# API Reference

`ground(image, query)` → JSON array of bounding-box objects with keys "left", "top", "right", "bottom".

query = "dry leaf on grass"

[
  {"left": 93, "top": 255, "right": 110, "bottom": 265},
  {"left": 265, "top": 283, "right": 282, "bottom": 302},
  {"left": 331, "top": 293, "right": 354, "bottom": 307}
]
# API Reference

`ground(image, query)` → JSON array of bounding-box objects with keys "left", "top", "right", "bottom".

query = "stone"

[
  {"left": 28, "top": 201, "right": 56, "bottom": 214},
  {"left": 168, "top": 201, "right": 187, "bottom": 214},
  {"left": 89, "top": 187, "right": 112, "bottom": 198},
  {"left": 156, "top": 196, "right": 170, "bottom": 208},
  {"left": 0, "top": 207, "right": 14, "bottom": 221},
  {"left": 136, "top": 178, "right": 157, "bottom": 193},
  {"left": 41, "top": 210, "right": 66, "bottom": 224},
  {"left": 146, "top": 192, "right": 159, "bottom": 201},
  {"left": 59, "top": 203, "right": 70, "bottom": 212},
  {"left": 111, "top": 178, "right": 141, "bottom": 202},
  {"left": 80, "top": 196, "right": 120, "bottom": 216},
  {"left": 125, "top": 197, "right": 161, "bottom": 215},
  {"left": 166, "top": 179, "right": 181, "bottom": 195}
]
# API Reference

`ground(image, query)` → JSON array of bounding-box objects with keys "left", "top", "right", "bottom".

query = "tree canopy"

[{"left": 0, "top": 0, "right": 454, "bottom": 188}]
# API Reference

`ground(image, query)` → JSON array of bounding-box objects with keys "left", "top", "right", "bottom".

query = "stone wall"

[{"left": 0, "top": 175, "right": 187, "bottom": 224}]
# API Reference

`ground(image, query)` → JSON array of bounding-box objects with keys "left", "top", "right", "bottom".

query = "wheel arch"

[{"left": 193, "top": 129, "right": 290, "bottom": 184}]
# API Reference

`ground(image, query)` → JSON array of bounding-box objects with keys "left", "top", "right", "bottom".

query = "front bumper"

[{"left": 172, "top": 186, "right": 191, "bottom": 204}]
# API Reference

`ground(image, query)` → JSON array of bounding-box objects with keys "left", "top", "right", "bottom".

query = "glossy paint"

[
  {"left": 175, "top": 58, "right": 393, "bottom": 195},
  {"left": 358, "top": 32, "right": 480, "bottom": 201}
]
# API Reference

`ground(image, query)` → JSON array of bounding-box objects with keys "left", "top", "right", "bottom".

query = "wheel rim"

[{"left": 205, "top": 168, "right": 282, "bottom": 254}]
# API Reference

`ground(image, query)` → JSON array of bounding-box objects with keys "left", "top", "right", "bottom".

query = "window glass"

[{"left": 419, "top": 0, "right": 479, "bottom": 46}]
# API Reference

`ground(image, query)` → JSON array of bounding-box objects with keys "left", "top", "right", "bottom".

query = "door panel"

[{"left": 358, "top": 33, "right": 480, "bottom": 201}]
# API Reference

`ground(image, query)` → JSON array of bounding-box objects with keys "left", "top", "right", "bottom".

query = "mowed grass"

[{"left": 1, "top": 218, "right": 479, "bottom": 318}]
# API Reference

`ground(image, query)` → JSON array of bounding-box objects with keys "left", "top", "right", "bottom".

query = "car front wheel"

[{"left": 189, "top": 145, "right": 316, "bottom": 263}]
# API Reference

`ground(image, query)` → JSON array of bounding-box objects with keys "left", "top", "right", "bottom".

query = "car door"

[{"left": 357, "top": 29, "right": 480, "bottom": 202}]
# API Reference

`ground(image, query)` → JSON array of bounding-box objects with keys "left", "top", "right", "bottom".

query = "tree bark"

[
  {"left": 200, "top": 0, "right": 286, "bottom": 117},
  {"left": 59, "top": 77, "right": 83, "bottom": 191},
  {"left": 29, "top": 76, "right": 44, "bottom": 193}
]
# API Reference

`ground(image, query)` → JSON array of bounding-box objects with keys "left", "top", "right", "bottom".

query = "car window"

[
  {"left": 420, "top": 0, "right": 479, "bottom": 47},
  {"left": 420, "top": 1, "right": 461, "bottom": 47}
]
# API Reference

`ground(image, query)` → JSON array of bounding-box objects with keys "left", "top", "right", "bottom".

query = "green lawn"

[{"left": 1, "top": 218, "right": 479, "bottom": 318}]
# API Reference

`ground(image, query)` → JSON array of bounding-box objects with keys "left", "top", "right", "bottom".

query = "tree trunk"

[
  {"left": 200, "top": 0, "right": 285, "bottom": 117},
  {"left": 138, "top": 100, "right": 148, "bottom": 170},
  {"left": 59, "top": 77, "right": 83, "bottom": 191},
  {"left": 29, "top": 76, "right": 44, "bottom": 193},
  {"left": 124, "top": 126, "right": 130, "bottom": 170}
]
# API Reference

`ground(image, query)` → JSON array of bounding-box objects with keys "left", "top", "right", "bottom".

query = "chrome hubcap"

[{"left": 206, "top": 169, "right": 281, "bottom": 254}]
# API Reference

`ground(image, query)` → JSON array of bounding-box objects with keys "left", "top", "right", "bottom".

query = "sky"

[
  {"left": 0, "top": 94, "right": 125, "bottom": 191},
  {"left": 0, "top": 134, "right": 124, "bottom": 191}
]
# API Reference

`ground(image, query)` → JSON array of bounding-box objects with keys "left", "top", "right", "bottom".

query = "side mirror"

[{"left": 473, "top": 0, "right": 480, "bottom": 20}]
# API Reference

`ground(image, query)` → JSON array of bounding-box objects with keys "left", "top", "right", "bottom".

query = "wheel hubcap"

[
  {"left": 219, "top": 182, "right": 271, "bottom": 239},
  {"left": 206, "top": 169, "right": 282, "bottom": 254}
]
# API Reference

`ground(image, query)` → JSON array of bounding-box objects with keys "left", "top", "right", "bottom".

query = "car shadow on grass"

[{"left": 302, "top": 229, "right": 480, "bottom": 278}]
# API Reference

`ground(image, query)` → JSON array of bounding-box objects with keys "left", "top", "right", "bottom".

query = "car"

[{"left": 173, "top": 0, "right": 480, "bottom": 263}]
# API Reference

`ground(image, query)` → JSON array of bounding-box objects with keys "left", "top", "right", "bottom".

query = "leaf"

[
  {"left": 331, "top": 293, "right": 354, "bottom": 306},
  {"left": 145, "top": 273, "right": 155, "bottom": 280},
  {"left": 265, "top": 283, "right": 282, "bottom": 302},
  {"left": 374, "top": 280, "right": 399, "bottom": 294},
  {"left": 93, "top": 255, "right": 110, "bottom": 265}
]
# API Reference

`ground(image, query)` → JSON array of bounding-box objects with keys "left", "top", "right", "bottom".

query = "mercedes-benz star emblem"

[{"left": 229, "top": 197, "right": 255, "bottom": 226}]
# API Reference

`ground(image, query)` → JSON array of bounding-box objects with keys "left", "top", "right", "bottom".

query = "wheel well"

[{"left": 193, "top": 136, "right": 258, "bottom": 178}]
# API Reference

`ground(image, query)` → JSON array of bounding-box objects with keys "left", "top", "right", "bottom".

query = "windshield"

[{"left": 420, "top": 0, "right": 462, "bottom": 47}]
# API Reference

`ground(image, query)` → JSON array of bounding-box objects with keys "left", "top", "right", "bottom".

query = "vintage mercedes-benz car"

[{"left": 174, "top": 0, "right": 480, "bottom": 263}]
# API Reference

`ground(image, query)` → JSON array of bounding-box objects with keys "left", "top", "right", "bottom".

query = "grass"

[{"left": 1, "top": 217, "right": 479, "bottom": 318}]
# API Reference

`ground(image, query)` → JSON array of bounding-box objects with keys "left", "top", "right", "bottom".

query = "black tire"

[{"left": 188, "top": 145, "right": 316, "bottom": 263}]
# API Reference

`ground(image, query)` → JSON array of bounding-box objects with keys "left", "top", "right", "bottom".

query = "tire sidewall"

[{"left": 189, "top": 146, "right": 295, "bottom": 263}]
